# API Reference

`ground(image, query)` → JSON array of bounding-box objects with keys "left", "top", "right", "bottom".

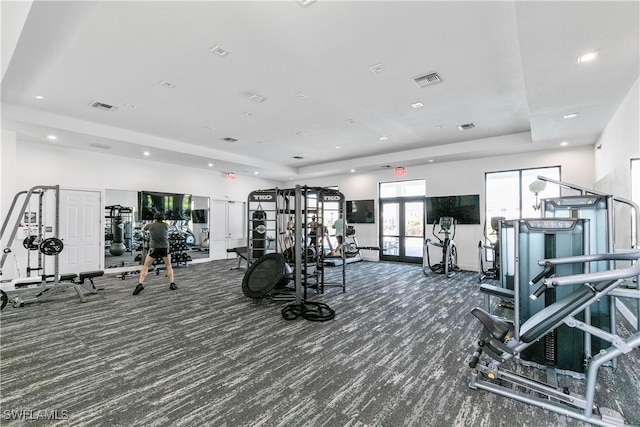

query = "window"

[
  {"left": 485, "top": 166, "right": 560, "bottom": 232},
  {"left": 380, "top": 179, "right": 426, "bottom": 198}
]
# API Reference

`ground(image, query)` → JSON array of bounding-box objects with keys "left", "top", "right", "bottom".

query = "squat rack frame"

[{"left": 247, "top": 185, "right": 346, "bottom": 301}]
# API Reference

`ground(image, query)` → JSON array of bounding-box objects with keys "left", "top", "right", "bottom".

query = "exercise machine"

[
  {"left": 324, "top": 225, "right": 379, "bottom": 266},
  {"left": 423, "top": 216, "right": 459, "bottom": 277},
  {"left": 468, "top": 250, "right": 640, "bottom": 427},
  {"left": 478, "top": 216, "right": 504, "bottom": 282},
  {"left": 245, "top": 186, "right": 346, "bottom": 299}
]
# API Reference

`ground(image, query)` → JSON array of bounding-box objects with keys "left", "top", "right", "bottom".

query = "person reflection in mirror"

[{"left": 133, "top": 211, "right": 177, "bottom": 295}]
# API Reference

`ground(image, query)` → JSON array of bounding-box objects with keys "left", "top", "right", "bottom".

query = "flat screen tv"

[
  {"left": 191, "top": 209, "right": 208, "bottom": 224},
  {"left": 425, "top": 194, "right": 480, "bottom": 225},
  {"left": 138, "top": 191, "right": 192, "bottom": 221},
  {"left": 346, "top": 200, "right": 375, "bottom": 224}
]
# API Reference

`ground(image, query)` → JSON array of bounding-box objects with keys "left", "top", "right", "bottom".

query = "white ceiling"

[{"left": 2, "top": 1, "right": 638, "bottom": 181}]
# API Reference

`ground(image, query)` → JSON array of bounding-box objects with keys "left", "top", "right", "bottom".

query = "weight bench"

[
  {"left": 8, "top": 270, "right": 104, "bottom": 308},
  {"left": 227, "top": 247, "right": 249, "bottom": 270},
  {"left": 468, "top": 251, "right": 640, "bottom": 427}
]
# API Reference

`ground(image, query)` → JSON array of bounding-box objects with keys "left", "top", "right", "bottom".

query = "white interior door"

[
  {"left": 59, "top": 189, "right": 102, "bottom": 273},
  {"left": 210, "top": 200, "right": 246, "bottom": 260}
]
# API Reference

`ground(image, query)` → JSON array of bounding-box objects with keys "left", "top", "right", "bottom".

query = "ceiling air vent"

[
  {"left": 90, "top": 101, "right": 117, "bottom": 112},
  {"left": 414, "top": 72, "right": 441, "bottom": 88},
  {"left": 457, "top": 122, "right": 477, "bottom": 131},
  {"left": 89, "top": 143, "right": 112, "bottom": 150},
  {"left": 292, "top": 155, "right": 304, "bottom": 160},
  {"left": 222, "top": 137, "right": 238, "bottom": 143}
]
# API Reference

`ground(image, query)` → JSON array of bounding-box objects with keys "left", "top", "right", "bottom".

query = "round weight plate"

[
  {"left": 242, "top": 253, "right": 286, "bottom": 298},
  {"left": 23, "top": 236, "right": 39, "bottom": 250},
  {"left": 39, "top": 237, "right": 64, "bottom": 255}
]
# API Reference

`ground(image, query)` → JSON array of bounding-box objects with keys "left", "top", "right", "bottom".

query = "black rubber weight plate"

[{"left": 242, "top": 253, "right": 286, "bottom": 298}]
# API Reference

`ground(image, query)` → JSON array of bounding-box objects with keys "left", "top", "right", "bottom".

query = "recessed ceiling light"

[
  {"left": 296, "top": 131, "right": 307, "bottom": 136},
  {"left": 350, "top": 169, "right": 356, "bottom": 173},
  {"left": 124, "top": 103, "right": 137, "bottom": 109},
  {"left": 577, "top": 51, "right": 599, "bottom": 63},
  {"left": 429, "top": 159, "right": 434, "bottom": 163},
  {"left": 254, "top": 171, "right": 259, "bottom": 175},
  {"left": 210, "top": 45, "right": 230, "bottom": 56},
  {"left": 143, "top": 151, "right": 150, "bottom": 156},
  {"left": 564, "top": 112, "right": 579, "bottom": 119},
  {"left": 35, "top": 95, "right": 44, "bottom": 100},
  {"left": 208, "top": 163, "right": 214, "bottom": 167},
  {"left": 560, "top": 141, "right": 569, "bottom": 146},
  {"left": 335, "top": 145, "right": 342, "bottom": 149},
  {"left": 379, "top": 136, "right": 389, "bottom": 141},
  {"left": 411, "top": 102, "right": 424, "bottom": 109},
  {"left": 47, "top": 135, "right": 57, "bottom": 140},
  {"left": 295, "top": 92, "right": 309, "bottom": 99},
  {"left": 159, "top": 80, "right": 176, "bottom": 88}
]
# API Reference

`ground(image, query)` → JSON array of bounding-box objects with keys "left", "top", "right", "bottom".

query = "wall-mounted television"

[
  {"left": 425, "top": 194, "right": 480, "bottom": 225},
  {"left": 191, "top": 209, "right": 208, "bottom": 224},
  {"left": 138, "top": 191, "right": 192, "bottom": 221},
  {"left": 346, "top": 200, "right": 375, "bottom": 224}
]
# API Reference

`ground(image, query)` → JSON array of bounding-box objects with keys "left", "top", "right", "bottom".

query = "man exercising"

[{"left": 133, "top": 211, "right": 177, "bottom": 295}]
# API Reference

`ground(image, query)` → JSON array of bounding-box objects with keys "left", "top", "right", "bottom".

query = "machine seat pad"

[
  {"left": 78, "top": 270, "right": 104, "bottom": 282},
  {"left": 479, "top": 284, "right": 515, "bottom": 299},
  {"left": 227, "top": 247, "right": 249, "bottom": 260},
  {"left": 519, "top": 281, "right": 614, "bottom": 344},
  {"left": 471, "top": 307, "right": 511, "bottom": 340}
]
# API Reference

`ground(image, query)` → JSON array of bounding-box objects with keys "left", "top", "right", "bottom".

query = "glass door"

[{"left": 380, "top": 198, "right": 424, "bottom": 263}]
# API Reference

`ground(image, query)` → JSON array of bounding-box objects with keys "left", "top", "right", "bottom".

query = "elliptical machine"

[
  {"left": 477, "top": 216, "right": 504, "bottom": 282},
  {"left": 423, "top": 216, "right": 459, "bottom": 277}
]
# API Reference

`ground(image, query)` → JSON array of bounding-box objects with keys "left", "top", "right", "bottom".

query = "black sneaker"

[
  {"left": 169, "top": 283, "right": 178, "bottom": 290},
  {"left": 133, "top": 284, "right": 144, "bottom": 295}
]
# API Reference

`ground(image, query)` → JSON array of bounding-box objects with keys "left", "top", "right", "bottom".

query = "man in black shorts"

[{"left": 133, "top": 211, "right": 177, "bottom": 295}]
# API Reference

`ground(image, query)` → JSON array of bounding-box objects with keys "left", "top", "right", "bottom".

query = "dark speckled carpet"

[{"left": 1, "top": 259, "right": 638, "bottom": 426}]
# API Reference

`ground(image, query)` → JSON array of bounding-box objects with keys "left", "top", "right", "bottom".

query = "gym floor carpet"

[{"left": 1, "top": 259, "right": 638, "bottom": 426}]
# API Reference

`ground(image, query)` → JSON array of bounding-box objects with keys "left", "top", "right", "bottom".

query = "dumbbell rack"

[{"left": 168, "top": 233, "right": 192, "bottom": 267}]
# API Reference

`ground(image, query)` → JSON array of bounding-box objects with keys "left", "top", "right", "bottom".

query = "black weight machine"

[
  {"left": 242, "top": 186, "right": 345, "bottom": 319},
  {"left": 0, "top": 185, "right": 104, "bottom": 309}
]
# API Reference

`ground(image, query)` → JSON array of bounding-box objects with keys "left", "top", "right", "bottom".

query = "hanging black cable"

[{"left": 281, "top": 300, "right": 335, "bottom": 321}]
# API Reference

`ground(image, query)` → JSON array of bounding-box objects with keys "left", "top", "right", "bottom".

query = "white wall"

[
  {"left": 593, "top": 77, "right": 640, "bottom": 249},
  {"left": 294, "top": 144, "right": 595, "bottom": 271},
  {"left": 594, "top": 77, "right": 640, "bottom": 183},
  {"left": 0, "top": 137, "right": 280, "bottom": 270}
]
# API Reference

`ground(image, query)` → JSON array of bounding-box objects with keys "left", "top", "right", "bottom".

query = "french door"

[{"left": 379, "top": 197, "right": 424, "bottom": 263}]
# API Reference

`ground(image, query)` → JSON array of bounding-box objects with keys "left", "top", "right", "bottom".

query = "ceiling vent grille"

[
  {"left": 222, "top": 137, "right": 238, "bottom": 143},
  {"left": 457, "top": 122, "right": 477, "bottom": 131},
  {"left": 90, "top": 101, "right": 117, "bottom": 111},
  {"left": 414, "top": 72, "right": 441, "bottom": 88},
  {"left": 89, "top": 143, "right": 112, "bottom": 150}
]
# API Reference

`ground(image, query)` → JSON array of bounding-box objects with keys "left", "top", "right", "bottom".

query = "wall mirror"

[{"left": 104, "top": 190, "right": 210, "bottom": 269}]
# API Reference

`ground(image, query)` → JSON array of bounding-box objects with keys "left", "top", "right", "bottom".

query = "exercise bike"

[{"left": 423, "top": 216, "right": 459, "bottom": 277}]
